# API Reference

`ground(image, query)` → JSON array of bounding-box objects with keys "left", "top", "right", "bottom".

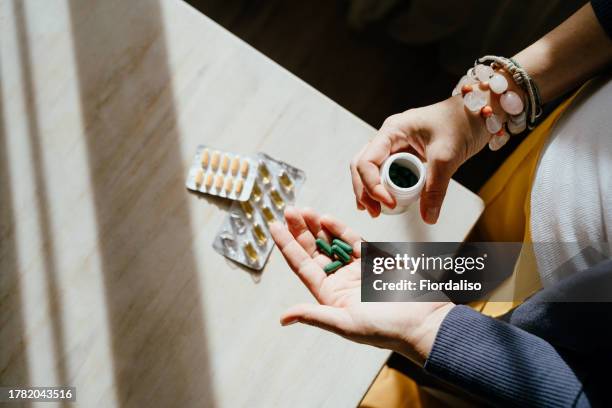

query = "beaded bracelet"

[
  {"left": 452, "top": 57, "right": 542, "bottom": 151},
  {"left": 478, "top": 55, "right": 542, "bottom": 129}
]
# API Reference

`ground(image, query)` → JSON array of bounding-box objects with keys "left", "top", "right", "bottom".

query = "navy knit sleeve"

[
  {"left": 424, "top": 305, "right": 588, "bottom": 407},
  {"left": 592, "top": 0, "right": 612, "bottom": 39}
]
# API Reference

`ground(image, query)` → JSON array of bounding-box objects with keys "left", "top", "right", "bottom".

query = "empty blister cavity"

[
  {"left": 230, "top": 212, "right": 247, "bottom": 234},
  {"left": 279, "top": 171, "right": 293, "bottom": 193},
  {"left": 252, "top": 223, "right": 267, "bottom": 246},
  {"left": 269, "top": 188, "right": 285, "bottom": 210},
  {"left": 258, "top": 161, "right": 271, "bottom": 184},
  {"left": 220, "top": 231, "right": 237, "bottom": 255},
  {"left": 243, "top": 241, "right": 259, "bottom": 264}
]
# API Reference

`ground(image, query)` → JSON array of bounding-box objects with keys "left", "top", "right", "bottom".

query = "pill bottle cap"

[{"left": 379, "top": 152, "right": 426, "bottom": 215}]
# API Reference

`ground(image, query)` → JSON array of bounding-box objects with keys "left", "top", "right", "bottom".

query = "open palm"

[{"left": 269, "top": 207, "right": 453, "bottom": 364}]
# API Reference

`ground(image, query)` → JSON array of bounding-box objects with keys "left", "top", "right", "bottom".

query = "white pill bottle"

[{"left": 379, "top": 152, "right": 426, "bottom": 215}]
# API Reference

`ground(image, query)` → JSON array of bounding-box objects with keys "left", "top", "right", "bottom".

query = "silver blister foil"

[{"left": 213, "top": 153, "right": 306, "bottom": 270}]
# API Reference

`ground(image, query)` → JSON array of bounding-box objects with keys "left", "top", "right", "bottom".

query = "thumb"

[
  {"left": 420, "top": 158, "right": 455, "bottom": 224},
  {"left": 280, "top": 304, "right": 352, "bottom": 335}
]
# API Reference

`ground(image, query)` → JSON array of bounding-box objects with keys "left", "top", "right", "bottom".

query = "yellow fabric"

[
  {"left": 361, "top": 91, "right": 582, "bottom": 408},
  {"left": 475, "top": 93, "right": 579, "bottom": 317},
  {"left": 360, "top": 367, "right": 426, "bottom": 408},
  {"left": 360, "top": 366, "right": 476, "bottom": 408}
]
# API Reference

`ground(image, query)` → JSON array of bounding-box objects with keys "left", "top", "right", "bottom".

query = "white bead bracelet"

[{"left": 452, "top": 62, "right": 528, "bottom": 151}]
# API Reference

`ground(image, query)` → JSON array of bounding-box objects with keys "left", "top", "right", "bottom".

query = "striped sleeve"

[{"left": 424, "top": 305, "right": 588, "bottom": 407}]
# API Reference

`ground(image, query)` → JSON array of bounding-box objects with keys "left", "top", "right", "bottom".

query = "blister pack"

[
  {"left": 213, "top": 153, "right": 306, "bottom": 270},
  {"left": 185, "top": 145, "right": 257, "bottom": 201}
]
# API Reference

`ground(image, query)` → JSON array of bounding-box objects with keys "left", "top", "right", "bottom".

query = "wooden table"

[{"left": 0, "top": 0, "right": 483, "bottom": 406}]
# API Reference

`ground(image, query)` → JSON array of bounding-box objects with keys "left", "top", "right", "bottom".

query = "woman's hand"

[
  {"left": 351, "top": 95, "right": 490, "bottom": 223},
  {"left": 270, "top": 206, "right": 454, "bottom": 365}
]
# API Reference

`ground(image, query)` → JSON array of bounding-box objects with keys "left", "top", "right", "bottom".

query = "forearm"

[
  {"left": 424, "top": 306, "right": 587, "bottom": 407},
  {"left": 514, "top": 3, "right": 612, "bottom": 103}
]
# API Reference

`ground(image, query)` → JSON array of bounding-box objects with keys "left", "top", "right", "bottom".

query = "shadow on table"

[
  {"left": 64, "top": 0, "right": 215, "bottom": 406},
  {"left": 6, "top": 3, "right": 70, "bottom": 400},
  {"left": 0, "top": 68, "right": 31, "bottom": 391}
]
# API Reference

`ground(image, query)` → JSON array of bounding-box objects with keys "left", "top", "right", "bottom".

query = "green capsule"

[
  {"left": 331, "top": 244, "right": 351, "bottom": 263},
  {"left": 316, "top": 238, "right": 333, "bottom": 257},
  {"left": 324, "top": 260, "right": 343, "bottom": 274},
  {"left": 332, "top": 238, "right": 353, "bottom": 254}
]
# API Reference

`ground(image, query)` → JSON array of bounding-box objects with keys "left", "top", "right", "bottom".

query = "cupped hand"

[
  {"left": 350, "top": 95, "right": 491, "bottom": 223},
  {"left": 270, "top": 206, "right": 454, "bottom": 365}
]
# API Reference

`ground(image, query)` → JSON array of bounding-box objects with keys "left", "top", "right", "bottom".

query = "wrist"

[
  {"left": 445, "top": 95, "right": 489, "bottom": 159},
  {"left": 453, "top": 58, "right": 535, "bottom": 150},
  {"left": 397, "top": 303, "right": 455, "bottom": 366}
]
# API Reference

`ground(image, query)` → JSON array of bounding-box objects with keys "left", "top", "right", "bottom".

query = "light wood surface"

[{"left": 0, "top": 0, "right": 483, "bottom": 406}]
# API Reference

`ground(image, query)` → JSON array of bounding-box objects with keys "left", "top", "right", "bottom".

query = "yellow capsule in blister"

[
  {"left": 258, "top": 162, "right": 271, "bottom": 184},
  {"left": 279, "top": 171, "right": 294, "bottom": 193},
  {"left": 211, "top": 151, "right": 220, "bottom": 171},
  {"left": 240, "top": 200, "right": 254, "bottom": 220},
  {"left": 231, "top": 156, "right": 240, "bottom": 175},
  {"left": 201, "top": 148, "right": 210, "bottom": 168},
  {"left": 221, "top": 154, "right": 230, "bottom": 173},
  {"left": 235, "top": 178, "right": 244, "bottom": 195},
  {"left": 224, "top": 176, "right": 233, "bottom": 193},
  {"left": 252, "top": 183, "right": 263, "bottom": 203},
  {"left": 243, "top": 241, "right": 258, "bottom": 263},
  {"left": 205, "top": 173, "right": 214, "bottom": 189},
  {"left": 269, "top": 188, "right": 285, "bottom": 210},
  {"left": 214, "top": 174, "right": 224, "bottom": 190},
  {"left": 240, "top": 159, "right": 250, "bottom": 177},
  {"left": 262, "top": 206, "right": 275, "bottom": 224},
  {"left": 194, "top": 168, "right": 204, "bottom": 186},
  {"left": 252, "top": 223, "right": 267, "bottom": 246}
]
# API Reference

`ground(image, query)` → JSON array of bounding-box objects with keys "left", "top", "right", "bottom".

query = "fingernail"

[
  {"left": 375, "top": 187, "right": 394, "bottom": 207},
  {"left": 426, "top": 207, "right": 440, "bottom": 224},
  {"left": 281, "top": 318, "right": 298, "bottom": 326},
  {"left": 268, "top": 221, "right": 280, "bottom": 233}
]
